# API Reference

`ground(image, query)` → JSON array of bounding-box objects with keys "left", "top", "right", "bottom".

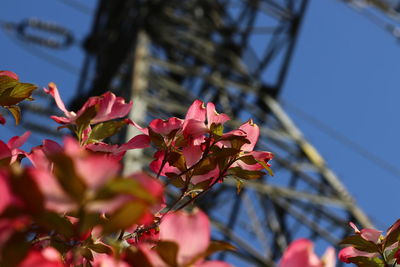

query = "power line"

[
  {"left": 339, "top": 0, "right": 400, "bottom": 39},
  {"left": 55, "top": 0, "right": 93, "bottom": 15},
  {"left": 283, "top": 100, "right": 400, "bottom": 179},
  {"left": 0, "top": 19, "right": 80, "bottom": 75}
]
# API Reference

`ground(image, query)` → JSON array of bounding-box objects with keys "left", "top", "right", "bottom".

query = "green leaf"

[
  {"left": 79, "top": 213, "right": 104, "bottom": 233},
  {"left": 88, "top": 120, "right": 126, "bottom": 143},
  {"left": 50, "top": 154, "right": 87, "bottom": 201},
  {"left": 189, "top": 179, "right": 211, "bottom": 193},
  {"left": 384, "top": 219, "right": 400, "bottom": 249},
  {"left": 75, "top": 105, "right": 97, "bottom": 136},
  {"left": 102, "top": 201, "right": 147, "bottom": 234},
  {"left": 233, "top": 177, "right": 244, "bottom": 194},
  {"left": 211, "top": 147, "right": 240, "bottom": 159},
  {"left": 6, "top": 105, "right": 21, "bottom": 125},
  {"left": 88, "top": 243, "right": 112, "bottom": 254},
  {"left": 237, "top": 155, "right": 258, "bottom": 165},
  {"left": 97, "top": 178, "right": 155, "bottom": 204},
  {"left": 339, "top": 235, "right": 380, "bottom": 253},
  {"left": 347, "top": 256, "right": 385, "bottom": 267},
  {"left": 185, "top": 241, "right": 236, "bottom": 266},
  {"left": 34, "top": 211, "right": 75, "bottom": 238},
  {"left": 124, "top": 247, "right": 154, "bottom": 267},
  {"left": 210, "top": 123, "right": 224, "bottom": 137},
  {"left": 384, "top": 246, "right": 398, "bottom": 264},
  {"left": 50, "top": 238, "right": 71, "bottom": 254},
  {"left": 257, "top": 160, "right": 274, "bottom": 176},
  {"left": 205, "top": 241, "right": 236, "bottom": 255},
  {"left": 192, "top": 157, "right": 217, "bottom": 176},
  {"left": 80, "top": 247, "right": 94, "bottom": 261},
  {"left": 167, "top": 151, "right": 186, "bottom": 171},
  {"left": 220, "top": 135, "right": 250, "bottom": 150},
  {"left": 148, "top": 128, "right": 165, "bottom": 149},
  {"left": 155, "top": 241, "right": 179, "bottom": 267},
  {"left": 0, "top": 78, "right": 37, "bottom": 106},
  {"left": 166, "top": 173, "right": 185, "bottom": 188},
  {"left": 0, "top": 76, "right": 18, "bottom": 94},
  {"left": 227, "top": 167, "right": 265, "bottom": 180}
]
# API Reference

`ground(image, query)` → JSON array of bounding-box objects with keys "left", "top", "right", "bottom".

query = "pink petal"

[
  {"left": 149, "top": 117, "right": 184, "bottom": 135},
  {"left": 87, "top": 194, "right": 132, "bottom": 213},
  {"left": 30, "top": 168, "right": 76, "bottom": 213},
  {"left": 206, "top": 102, "right": 230, "bottom": 127},
  {"left": 387, "top": 219, "right": 400, "bottom": 236},
  {"left": 27, "top": 147, "right": 49, "bottom": 169},
  {"left": 129, "top": 172, "right": 164, "bottom": 199},
  {"left": 75, "top": 155, "right": 120, "bottom": 191},
  {"left": 159, "top": 209, "right": 210, "bottom": 265},
  {"left": 0, "top": 173, "right": 12, "bottom": 214},
  {"left": 279, "top": 239, "right": 322, "bottom": 267},
  {"left": 195, "top": 261, "right": 233, "bottom": 267},
  {"left": 19, "top": 247, "right": 65, "bottom": 267},
  {"left": 149, "top": 151, "right": 180, "bottom": 176},
  {"left": 138, "top": 244, "right": 169, "bottom": 267},
  {"left": 191, "top": 167, "right": 219, "bottom": 185},
  {"left": 125, "top": 119, "right": 149, "bottom": 135},
  {"left": 321, "top": 247, "right": 336, "bottom": 267},
  {"left": 44, "top": 83, "right": 75, "bottom": 120},
  {"left": 86, "top": 142, "right": 120, "bottom": 153},
  {"left": 0, "top": 70, "right": 19, "bottom": 80},
  {"left": 42, "top": 139, "right": 63, "bottom": 154},
  {"left": 117, "top": 134, "right": 150, "bottom": 152},
  {"left": 0, "top": 140, "right": 11, "bottom": 160},
  {"left": 185, "top": 100, "right": 206, "bottom": 121},
  {"left": 182, "top": 143, "right": 203, "bottom": 167},
  {"left": 63, "top": 137, "right": 83, "bottom": 156},
  {"left": 7, "top": 131, "right": 30, "bottom": 149},
  {"left": 360, "top": 228, "right": 382, "bottom": 244},
  {"left": 349, "top": 222, "right": 360, "bottom": 233},
  {"left": 49, "top": 115, "right": 72, "bottom": 124},
  {"left": 338, "top": 247, "right": 379, "bottom": 263},
  {"left": 236, "top": 151, "right": 273, "bottom": 171},
  {"left": 92, "top": 254, "right": 130, "bottom": 267},
  {"left": 238, "top": 120, "right": 259, "bottom": 151},
  {"left": 91, "top": 92, "right": 132, "bottom": 124},
  {"left": 183, "top": 119, "right": 208, "bottom": 139}
]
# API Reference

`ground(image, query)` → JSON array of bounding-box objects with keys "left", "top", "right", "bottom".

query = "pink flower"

[
  {"left": 18, "top": 247, "right": 65, "bottom": 267},
  {"left": 44, "top": 83, "right": 132, "bottom": 125},
  {"left": 338, "top": 222, "right": 382, "bottom": 264},
  {"left": 182, "top": 100, "right": 230, "bottom": 144},
  {"left": 338, "top": 246, "right": 378, "bottom": 263},
  {"left": 149, "top": 117, "right": 183, "bottom": 136},
  {"left": 29, "top": 137, "right": 121, "bottom": 213},
  {"left": 279, "top": 239, "right": 335, "bottom": 267},
  {"left": 85, "top": 134, "right": 150, "bottom": 161},
  {"left": 139, "top": 209, "right": 232, "bottom": 267},
  {"left": 349, "top": 222, "right": 382, "bottom": 244},
  {"left": 0, "top": 132, "right": 30, "bottom": 164},
  {"left": 92, "top": 254, "right": 130, "bottom": 267}
]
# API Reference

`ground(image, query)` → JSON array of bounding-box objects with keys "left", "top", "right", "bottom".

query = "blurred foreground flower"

[{"left": 279, "top": 239, "right": 335, "bottom": 267}]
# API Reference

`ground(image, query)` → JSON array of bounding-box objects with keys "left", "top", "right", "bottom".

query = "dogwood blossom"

[{"left": 280, "top": 239, "right": 335, "bottom": 267}]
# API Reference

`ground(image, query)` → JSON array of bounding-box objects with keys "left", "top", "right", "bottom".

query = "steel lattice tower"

[
  {"left": 13, "top": 0, "right": 384, "bottom": 266},
  {"left": 71, "top": 0, "right": 373, "bottom": 266}
]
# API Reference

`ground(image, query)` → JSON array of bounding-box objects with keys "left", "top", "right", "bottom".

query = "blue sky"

[{"left": 1, "top": 0, "right": 400, "bottom": 251}]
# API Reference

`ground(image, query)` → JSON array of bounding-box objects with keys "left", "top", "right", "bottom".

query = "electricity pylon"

[{"left": 16, "top": 0, "right": 376, "bottom": 266}]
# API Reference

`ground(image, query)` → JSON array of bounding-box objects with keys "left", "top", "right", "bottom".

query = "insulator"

[{"left": 16, "top": 17, "right": 74, "bottom": 49}]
